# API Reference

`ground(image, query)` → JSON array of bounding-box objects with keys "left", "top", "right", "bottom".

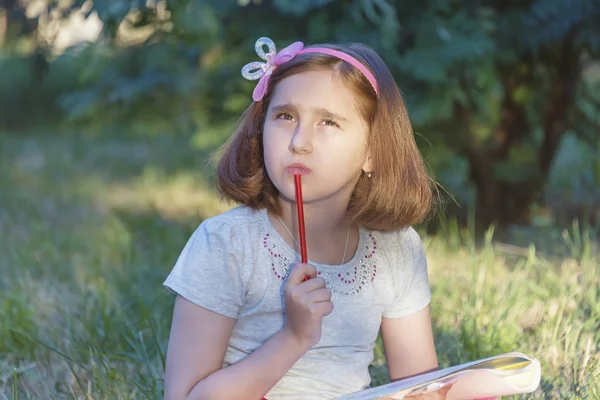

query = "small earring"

[{"left": 367, "top": 172, "right": 372, "bottom": 178}]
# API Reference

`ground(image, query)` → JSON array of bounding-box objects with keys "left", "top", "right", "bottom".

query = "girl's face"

[{"left": 263, "top": 69, "right": 372, "bottom": 204}]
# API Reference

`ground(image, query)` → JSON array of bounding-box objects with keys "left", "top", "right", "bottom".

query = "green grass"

[{"left": 0, "top": 131, "right": 598, "bottom": 399}]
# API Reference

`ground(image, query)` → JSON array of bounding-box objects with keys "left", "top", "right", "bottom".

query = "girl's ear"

[{"left": 362, "top": 149, "right": 373, "bottom": 174}]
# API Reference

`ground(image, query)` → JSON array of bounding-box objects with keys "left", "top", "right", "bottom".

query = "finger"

[
  {"left": 424, "top": 383, "right": 453, "bottom": 399},
  {"left": 436, "top": 383, "right": 453, "bottom": 396},
  {"left": 313, "top": 301, "right": 334, "bottom": 317},
  {"left": 299, "top": 276, "right": 327, "bottom": 292},
  {"left": 305, "top": 287, "right": 332, "bottom": 303},
  {"left": 286, "top": 262, "right": 317, "bottom": 285},
  {"left": 403, "top": 395, "right": 424, "bottom": 400},
  {"left": 405, "top": 383, "right": 453, "bottom": 400}
]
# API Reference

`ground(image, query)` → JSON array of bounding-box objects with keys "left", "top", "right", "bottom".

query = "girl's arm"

[
  {"left": 380, "top": 305, "right": 439, "bottom": 380},
  {"left": 164, "top": 296, "right": 309, "bottom": 400},
  {"left": 164, "top": 263, "right": 332, "bottom": 400}
]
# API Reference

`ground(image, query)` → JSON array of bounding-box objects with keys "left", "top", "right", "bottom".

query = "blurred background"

[{"left": 1, "top": 0, "right": 599, "bottom": 398}]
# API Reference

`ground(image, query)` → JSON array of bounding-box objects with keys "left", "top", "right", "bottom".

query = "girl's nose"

[{"left": 288, "top": 123, "right": 313, "bottom": 154}]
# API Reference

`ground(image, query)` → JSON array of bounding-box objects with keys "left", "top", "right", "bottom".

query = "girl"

[{"left": 163, "top": 37, "right": 448, "bottom": 400}]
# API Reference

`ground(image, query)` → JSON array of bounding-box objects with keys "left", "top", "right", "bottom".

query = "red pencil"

[{"left": 294, "top": 174, "right": 308, "bottom": 263}]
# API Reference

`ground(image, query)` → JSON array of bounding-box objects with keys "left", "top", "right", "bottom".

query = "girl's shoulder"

[
  {"left": 372, "top": 226, "right": 424, "bottom": 255},
  {"left": 375, "top": 227, "right": 431, "bottom": 319},
  {"left": 188, "top": 206, "right": 266, "bottom": 254},
  {"left": 370, "top": 226, "right": 426, "bottom": 273},
  {"left": 199, "top": 205, "right": 265, "bottom": 233},
  {"left": 164, "top": 206, "right": 264, "bottom": 317}
]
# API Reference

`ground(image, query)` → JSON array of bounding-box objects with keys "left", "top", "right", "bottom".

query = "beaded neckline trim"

[{"left": 260, "top": 226, "right": 378, "bottom": 300}]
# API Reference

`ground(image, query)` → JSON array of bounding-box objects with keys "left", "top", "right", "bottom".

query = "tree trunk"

[
  {"left": 539, "top": 32, "right": 579, "bottom": 176},
  {"left": 0, "top": 0, "right": 19, "bottom": 47},
  {"left": 468, "top": 165, "right": 539, "bottom": 227},
  {"left": 454, "top": 94, "right": 538, "bottom": 228},
  {"left": 453, "top": 32, "right": 581, "bottom": 228},
  {"left": 0, "top": 9, "right": 6, "bottom": 47}
]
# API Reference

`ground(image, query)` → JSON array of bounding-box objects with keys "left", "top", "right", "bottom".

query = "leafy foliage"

[{"left": 1, "top": 0, "right": 599, "bottom": 225}]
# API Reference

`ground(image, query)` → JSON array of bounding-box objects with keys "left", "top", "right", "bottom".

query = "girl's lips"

[{"left": 286, "top": 167, "right": 312, "bottom": 175}]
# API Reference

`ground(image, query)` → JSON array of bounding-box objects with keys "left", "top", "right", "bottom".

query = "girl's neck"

[{"left": 268, "top": 199, "right": 359, "bottom": 265}]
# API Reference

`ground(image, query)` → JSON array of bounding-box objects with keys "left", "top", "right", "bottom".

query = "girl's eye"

[
  {"left": 323, "top": 119, "right": 340, "bottom": 128},
  {"left": 277, "top": 113, "right": 295, "bottom": 121}
]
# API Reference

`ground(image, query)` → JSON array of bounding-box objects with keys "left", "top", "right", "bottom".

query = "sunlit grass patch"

[{"left": 1, "top": 132, "right": 598, "bottom": 398}]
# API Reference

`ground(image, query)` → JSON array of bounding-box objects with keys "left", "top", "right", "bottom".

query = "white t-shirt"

[{"left": 163, "top": 206, "right": 431, "bottom": 399}]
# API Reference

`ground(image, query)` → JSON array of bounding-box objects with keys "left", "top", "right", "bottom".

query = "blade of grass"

[{"left": 9, "top": 329, "right": 90, "bottom": 372}]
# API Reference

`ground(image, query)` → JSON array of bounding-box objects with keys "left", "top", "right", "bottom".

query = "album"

[{"left": 337, "top": 352, "right": 541, "bottom": 399}]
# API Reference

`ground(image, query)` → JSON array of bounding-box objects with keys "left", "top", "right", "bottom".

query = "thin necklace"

[{"left": 277, "top": 215, "right": 350, "bottom": 265}]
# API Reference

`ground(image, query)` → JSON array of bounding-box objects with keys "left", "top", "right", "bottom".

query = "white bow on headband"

[
  {"left": 241, "top": 37, "right": 305, "bottom": 102},
  {"left": 241, "top": 37, "right": 379, "bottom": 102}
]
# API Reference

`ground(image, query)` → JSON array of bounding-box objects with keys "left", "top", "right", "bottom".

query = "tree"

[
  {"left": 190, "top": 0, "right": 600, "bottom": 227},
  {"left": 16, "top": 0, "right": 599, "bottom": 227},
  {"left": 391, "top": 0, "right": 600, "bottom": 227}
]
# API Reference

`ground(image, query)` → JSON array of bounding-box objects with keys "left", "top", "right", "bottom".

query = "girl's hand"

[
  {"left": 404, "top": 383, "right": 453, "bottom": 400},
  {"left": 282, "top": 262, "right": 334, "bottom": 349}
]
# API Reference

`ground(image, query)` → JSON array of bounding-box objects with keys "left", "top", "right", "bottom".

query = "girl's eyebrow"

[
  {"left": 269, "top": 103, "right": 348, "bottom": 122},
  {"left": 269, "top": 103, "right": 296, "bottom": 115},
  {"left": 314, "top": 107, "right": 348, "bottom": 123}
]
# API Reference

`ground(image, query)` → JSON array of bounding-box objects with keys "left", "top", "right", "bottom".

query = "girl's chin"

[
  {"left": 277, "top": 192, "right": 328, "bottom": 205},
  {"left": 278, "top": 191, "right": 307, "bottom": 204}
]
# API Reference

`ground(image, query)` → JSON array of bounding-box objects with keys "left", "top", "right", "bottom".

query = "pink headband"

[{"left": 241, "top": 37, "right": 379, "bottom": 102}]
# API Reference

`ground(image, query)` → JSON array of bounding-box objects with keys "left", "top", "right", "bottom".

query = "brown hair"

[{"left": 216, "top": 42, "right": 436, "bottom": 231}]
